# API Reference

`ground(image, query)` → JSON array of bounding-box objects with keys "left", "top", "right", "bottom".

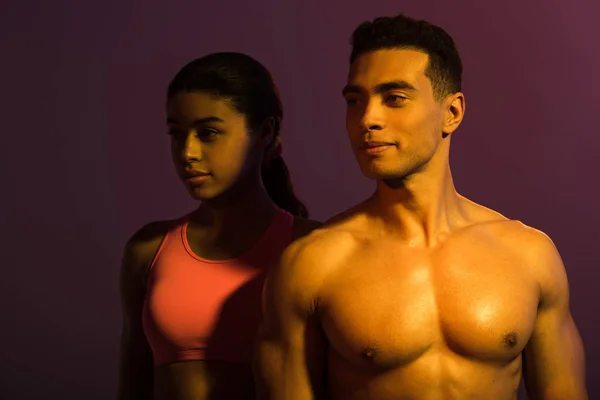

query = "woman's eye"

[{"left": 197, "top": 129, "right": 220, "bottom": 142}]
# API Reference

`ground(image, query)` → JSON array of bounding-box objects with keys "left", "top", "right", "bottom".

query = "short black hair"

[{"left": 350, "top": 14, "right": 463, "bottom": 100}]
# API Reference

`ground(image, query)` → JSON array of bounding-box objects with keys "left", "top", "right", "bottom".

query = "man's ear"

[{"left": 442, "top": 92, "right": 465, "bottom": 138}]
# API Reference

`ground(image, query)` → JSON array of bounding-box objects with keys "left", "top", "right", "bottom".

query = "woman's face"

[{"left": 167, "top": 91, "right": 263, "bottom": 202}]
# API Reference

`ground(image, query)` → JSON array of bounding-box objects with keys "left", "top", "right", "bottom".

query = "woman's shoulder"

[{"left": 121, "top": 218, "right": 180, "bottom": 282}]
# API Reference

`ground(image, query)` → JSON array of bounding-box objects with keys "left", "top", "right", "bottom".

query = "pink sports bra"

[{"left": 142, "top": 209, "right": 294, "bottom": 366}]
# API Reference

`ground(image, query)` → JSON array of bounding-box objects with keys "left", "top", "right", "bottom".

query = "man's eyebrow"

[
  {"left": 373, "top": 80, "right": 417, "bottom": 93},
  {"left": 342, "top": 80, "right": 418, "bottom": 96}
]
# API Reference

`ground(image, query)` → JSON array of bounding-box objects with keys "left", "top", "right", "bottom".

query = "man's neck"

[{"left": 371, "top": 162, "right": 465, "bottom": 247}]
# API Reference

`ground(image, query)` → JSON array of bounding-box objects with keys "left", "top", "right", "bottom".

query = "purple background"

[{"left": 1, "top": 0, "right": 598, "bottom": 398}]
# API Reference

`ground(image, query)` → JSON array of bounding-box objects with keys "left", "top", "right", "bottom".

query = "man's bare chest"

[{"left": 321, "top": 238, "right": 540, "bottom": 369}]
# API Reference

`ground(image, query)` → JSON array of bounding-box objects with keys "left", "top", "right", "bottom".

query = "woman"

[{"left": 117, "top": 52, "right": 321, "bottom": 399}]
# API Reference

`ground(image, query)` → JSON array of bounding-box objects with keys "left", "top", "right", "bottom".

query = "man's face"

[{"left": 343, "top": 49, "right": 448, "bottom": 181}]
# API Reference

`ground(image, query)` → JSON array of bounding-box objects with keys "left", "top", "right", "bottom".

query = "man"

[{"left": 255, "top": 13, "right": 587, "bottom": 399}]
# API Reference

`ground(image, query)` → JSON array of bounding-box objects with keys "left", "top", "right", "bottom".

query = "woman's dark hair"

[{"left": 167, "top": 52, "right": 308, "bottom": 217}]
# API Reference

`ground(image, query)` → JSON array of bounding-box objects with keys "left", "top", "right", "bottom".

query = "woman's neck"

[{"left": 191, "top": 180, "right": 279, "bottom": 234}]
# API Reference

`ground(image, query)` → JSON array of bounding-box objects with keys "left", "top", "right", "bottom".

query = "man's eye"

[{"left": 386, "top": 95, "right": 407, "bottom": 105}]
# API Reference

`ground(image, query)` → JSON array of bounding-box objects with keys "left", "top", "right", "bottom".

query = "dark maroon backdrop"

[{"left": 1, "top": 0, "right": 598, "bottom": 398}]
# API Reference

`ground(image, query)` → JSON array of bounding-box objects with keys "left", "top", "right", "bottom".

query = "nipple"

[
  {"left": 361, "top": 345, "right": 379, "bottom": 360},
  {"left": 503, "top": 332, "right": 519, "bottom": 348}
]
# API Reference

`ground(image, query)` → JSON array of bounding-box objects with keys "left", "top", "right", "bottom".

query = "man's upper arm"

[
  {"left": 523, "top": 231, "right": 587, "bottom": 400},
  {"left": 255, "top": 233, "right": 333, "bottom": 400}
]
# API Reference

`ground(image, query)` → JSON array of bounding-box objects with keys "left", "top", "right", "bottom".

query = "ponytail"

[{"left": 261, "top": 157, "right": 308, "bottom": 218}]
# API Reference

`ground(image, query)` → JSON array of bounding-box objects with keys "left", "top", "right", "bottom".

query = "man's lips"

[{"left": 359, "top": 141, "right": 396, "bottom": 154}]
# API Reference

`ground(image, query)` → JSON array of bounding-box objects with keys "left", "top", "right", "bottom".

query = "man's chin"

[{"left": 360, "top": 165, "right": 408, "bottom": 181}]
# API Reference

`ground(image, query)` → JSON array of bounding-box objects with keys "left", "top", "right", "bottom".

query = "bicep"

[
  {"left": 255, "top": 313, "right": 327, "bottom": 400},
  {"left": 523, "top": 306, "right": 586, "bottom": 399},
  {"left": 255, "top": 246, "right": 328, "bottom": 399},
  {"left": 523, "top": 234, "right": 587, "bottom": 399}
]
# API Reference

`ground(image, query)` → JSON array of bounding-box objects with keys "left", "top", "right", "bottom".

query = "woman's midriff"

[{"left": 153, "top": 359, "right": 255, "bottom": 400}]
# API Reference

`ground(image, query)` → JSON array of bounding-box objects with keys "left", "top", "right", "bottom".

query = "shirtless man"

[{"left": 255, "top": 13, "right": 587, "bottom": 399}]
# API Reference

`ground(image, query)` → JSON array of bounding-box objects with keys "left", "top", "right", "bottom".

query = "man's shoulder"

[
  {"left": 461, "top": 197, "right": 556, "bottom": 253},
  {"left": 291, "top": 216, "right": 323, "bottom": 241},
  {"left": 288, "top": 200, "right": 371, "bottom": 252},
  {"left": 273, "top": 214, "right": 367, "bottom": 291},
  {"left": 457, "top": 197, "right": 561, "bottom": 268},
  {"left": 476, "top": 218, "right": 556, "bottom": 256},
  {"left": 489, "top": 220, "right": 569, "bottom": 307},
  {"left": 468, "top": 214, "right": 564, "bottom": 286},
  {"left": 499, "top": 221, "right": 562, "bottom": 272},
  {"left": 281, "top": 224, "right": 359, "bottom": 271}
]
